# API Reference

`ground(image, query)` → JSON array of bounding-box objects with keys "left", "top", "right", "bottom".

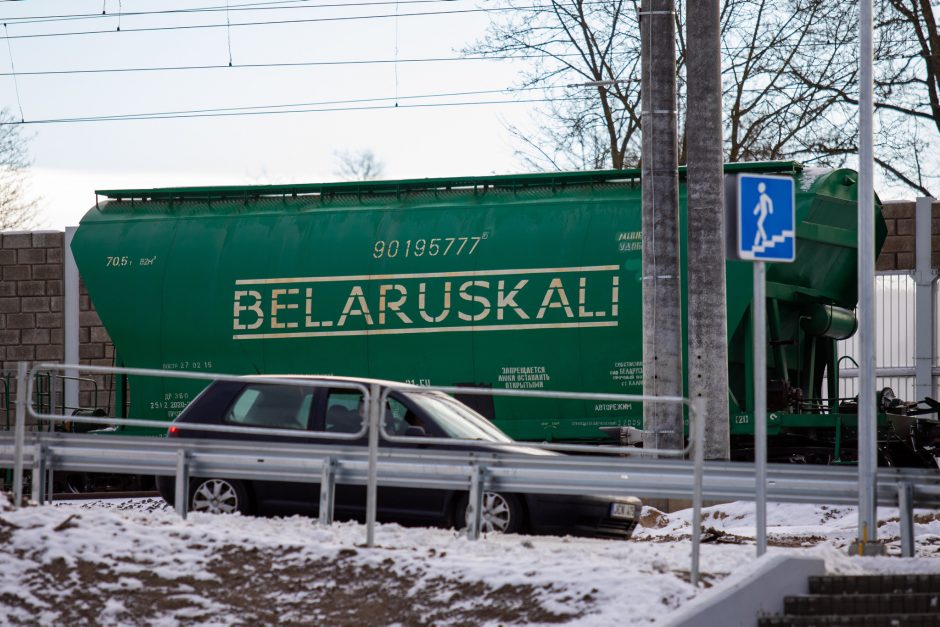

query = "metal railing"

[
  {"left": 6, "top": 363, "right": 940, "bottom": 583},
  {"left": 32, "top": 372, "right": 101, "bottom": 418},
  {"left": 4, "top": 362, "right": 708, "bottom": 585},
  {"left": 2, "top": 431, "right": 937, "bottom": 562},
  {"left": 1, "top": 369, "right": 101, "bottom": 429}
]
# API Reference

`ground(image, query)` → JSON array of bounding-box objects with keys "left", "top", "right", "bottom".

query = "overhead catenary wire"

[
  {"left": 87, "top": 84, "right": 557, "bottom": 117},
  {"left": 0, "top": 0, "right": 469, "bottom": 25},
  {"left": 0, "top": 0, "right": 923, "bottom": 54},
  {"left": 0, "top": 3, "right": 615, "bottom": 40},
  {"left": 0, "top": 44, "right": 918, "bottom": 79},
  {"left": 2, "top": 22, "right": 25, "bottom": 121},
  {"left": 225, "top": 0, "right": 233, "bottom": 65},
  {"left": 393, "top": 0, "right": 399, "bottom": 106},
  {"left": 0, "top": 96, "right": 577, "bottom": 125},
  {"left": 51, "top": 84, "right": 574, "bottom": 118},
  {"left": 0, "top": 53, "right": 580, "bottom": 77}
]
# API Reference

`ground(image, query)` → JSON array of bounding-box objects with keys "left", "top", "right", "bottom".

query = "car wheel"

[
  {"left": 190, "top": 478, "right": 250, "bottom": 515},
  {"left": 459, "top": 492, "right": 525, "bottom": 534}
]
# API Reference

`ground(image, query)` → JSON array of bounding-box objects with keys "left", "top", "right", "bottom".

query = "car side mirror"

[{"left": 404, "top": 426, "right": 427, "bottom": 437}]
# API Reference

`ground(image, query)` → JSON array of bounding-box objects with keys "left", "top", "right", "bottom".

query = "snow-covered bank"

[{"left": 0, "top": 494, "right": 938, "bottom": 625}]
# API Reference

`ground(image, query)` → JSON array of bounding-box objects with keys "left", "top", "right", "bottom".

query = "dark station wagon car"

[{"left": 156, "top": 376, "right": 642, "bottom": 538}]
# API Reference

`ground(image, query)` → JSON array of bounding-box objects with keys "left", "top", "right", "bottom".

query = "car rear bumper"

[{"left": 525, "top": 494, "right": 641, "bottom": 539}]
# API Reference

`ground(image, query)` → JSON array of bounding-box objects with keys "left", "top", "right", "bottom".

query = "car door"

[
  {"left": 323, "top": 389, "right": 452, "bottom": 526},
  {"left": 220, "top": 382, "right": 321, "bottom": 514}
]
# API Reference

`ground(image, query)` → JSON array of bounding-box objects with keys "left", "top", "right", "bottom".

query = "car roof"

[{"left": 245, "top": 374, "right": 422, "bottom": 390}]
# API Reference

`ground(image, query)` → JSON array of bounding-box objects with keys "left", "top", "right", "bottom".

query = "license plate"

[{"left": 610, "top": 502, "right": 636, "bottom": 520}]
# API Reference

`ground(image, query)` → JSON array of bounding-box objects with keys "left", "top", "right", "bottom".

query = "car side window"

[
  {"left": 226, "top": 384, "right": 313, "bottom": 430},
  {"left": 383, "top": 397, "right": 427, "bottom": 435},
  {"left": 323, "top": 390, "right": 364, "bottom": 434}
]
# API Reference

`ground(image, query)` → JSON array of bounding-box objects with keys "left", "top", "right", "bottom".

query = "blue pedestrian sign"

[{"left": 732, "top": 174, "right": 796, "bottom": 263}]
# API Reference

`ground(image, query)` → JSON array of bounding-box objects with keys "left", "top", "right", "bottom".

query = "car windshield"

[{"left": 398, "top": 391, "right": 513, "bottom": 443}]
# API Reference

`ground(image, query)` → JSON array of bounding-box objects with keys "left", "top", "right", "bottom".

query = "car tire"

[
  {"left": 189, "top": 478, "right": 251, "bottom": 515},
  {"left": 457, "top": 491, "right": 525, "bottom": 534}
]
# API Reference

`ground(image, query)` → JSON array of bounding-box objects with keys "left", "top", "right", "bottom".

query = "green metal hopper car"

[{"left": 71, "top": 162, "right": 940, "bottom": 466}]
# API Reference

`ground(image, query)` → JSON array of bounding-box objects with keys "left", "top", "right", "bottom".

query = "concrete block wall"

[
  {"left": 0, "top": 231, "right": 115, "bottom": 422},
  {"left": 877, "top": 200, "right": 940, "bottom": 271}
]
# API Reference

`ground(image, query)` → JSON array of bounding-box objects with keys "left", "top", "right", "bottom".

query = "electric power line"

[
  {"left": 0, "top": 96, "right": 576, "bottom": 125},
  {"left": 0, "top": 53, "right": 560, "bottom": 77},
  {"left": 0, "top": 46, "right": 922, "bottom": 79},
  {"left": 1, "top": 0, "right": 469, "bottom": 26},
  {"left": 0, "top": 3, "right": 613, "bottom": 40}
]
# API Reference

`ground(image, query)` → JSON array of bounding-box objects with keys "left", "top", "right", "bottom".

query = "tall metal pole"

[
  {"left": 64, "top": 227, "right": 80, "bottom": 413},
  {"left": 753, "top": 263, "right": 767, "bottom": 556},
  {"left": 686, "top": 0, "right": 730, "bottom": 459},
  {"left": 857, "top": 0, "right": 878, "bottom": 549},
  {"left": 640, "top": 0, "right": 684, "bottom": 451},
  {"left": 913, "top": 197, "right": 938, "bottom": 401}
]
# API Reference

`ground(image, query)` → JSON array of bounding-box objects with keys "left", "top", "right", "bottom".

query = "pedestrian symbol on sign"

[
  {"left": 752, "top": 183, "right": 774, "bottom": 249},
  {"left": 736, "top": 174, "right": 795, "bottom": 262}
]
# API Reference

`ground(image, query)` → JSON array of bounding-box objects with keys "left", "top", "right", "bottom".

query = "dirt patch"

[
  {"left": 638, "top": 508, "right": 669, "bottom": 529},
  {"left": 700, "top": 527, "right": 748, "bottom": 544},
  {"left": 201, "top": 544, "right": 576, "bottom": 626},
  {"left": 767, "top": 535, "right": 827, "bottom": 548},
  {"left": 0, "top": 539, "right": 582, "bottom": 626},
  {"left": 53, "top": 514, "right": 81, "bottom": 532},
  {"left": 0, "top": 518, "right": 20, "bottom": 544}
]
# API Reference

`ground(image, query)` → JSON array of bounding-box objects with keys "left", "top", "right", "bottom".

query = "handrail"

[{"left": 26, "top": 363, "right": 372, "bottom": 442}]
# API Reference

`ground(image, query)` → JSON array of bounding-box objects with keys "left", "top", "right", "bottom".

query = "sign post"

[
  {"left": 856, "top": 0, "right": 879, "bottom": 556},
  {"left": 726, "top": 173, "right": 795, "bottom": 557}
]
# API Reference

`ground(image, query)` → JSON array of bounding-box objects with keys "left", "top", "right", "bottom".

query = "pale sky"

[
  {"left": 2, "top": 0, "right": 532, "bottom": 229},
  {"left": 2, "top": 1, "right": 918, "bottom": 231}
]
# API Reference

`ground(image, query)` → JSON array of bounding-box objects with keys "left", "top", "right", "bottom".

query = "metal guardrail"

[
  {"left": 5, "top": 362, "right": 708, "bottom": 583},
  {"left": 3, "top": 433, "right": 937, "bottom": 507},
  {"left": 1, "top": 432, "right": 937, "bottom": 562},
  {"left": 4, "top": 362, "right": 939, "bottom": 586}
]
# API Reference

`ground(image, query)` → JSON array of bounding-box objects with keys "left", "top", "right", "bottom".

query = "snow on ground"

[{"left": 0, "top": 494, "right": 938, "bottom": 626}]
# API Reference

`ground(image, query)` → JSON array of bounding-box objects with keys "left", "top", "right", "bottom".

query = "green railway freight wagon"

[{"left": 72, "top": 162, "right": 899, "bottom": 458}]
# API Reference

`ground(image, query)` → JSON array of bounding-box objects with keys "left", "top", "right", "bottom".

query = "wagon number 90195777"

[{"left": 372, "top": 234, "right": 488, "bottom": 259}]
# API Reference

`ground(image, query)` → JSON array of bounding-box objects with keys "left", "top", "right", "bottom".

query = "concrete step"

[
  {"left": 810, "top": 575, "right": 940, "bottom": 595},
  {"left": 758, "top": 613, "right": 940, "bottom": 626},
  {"left": 784, "top": 593, "right": 940, "bottom": 615}
]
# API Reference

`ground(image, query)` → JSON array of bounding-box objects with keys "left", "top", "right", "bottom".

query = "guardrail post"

[
  {"left": 12, "top": 362, "right": 27, "bottom": 509},
  {"left": 691, "top": 397, "right": 705, "bottom": 587},
  {"left": 899, "top": 481, "right": 915, "bottom": 558},
  {"left": 319, "top": 457, "right": 336, "bottom": 526},
  {"left": 366, "top": 383, "right": 380, "bottom": 548},
  {"left": 31, "top": 444, "right": 45, "bottom": 504},
  {"left": 467, "top": 463, "right": 485, "bottom": 541},
  {"left": 46, "top": 458, "right": 54, "bottom": 505},
  {"left": 175, "top": 449, "right": 190, "bottom": 519}
]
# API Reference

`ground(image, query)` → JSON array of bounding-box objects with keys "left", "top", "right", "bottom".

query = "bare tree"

[
  {"left": 870, "top": 0, "right": 939, "bottom": 194},
  {"left": 776, "top": 0, "right": 940, "bottom": 195},
  {"left": 333, "top": 149, "right": 385, "bottom": 181},
  {"left": 467, "top": 0, "right": 646, "bottom": 171},
  {"left": 469, "top": 0, "right": 927, "bottom": 193},
  {"left": 0, "top": 108, "right": 38, "bottom": 230},
  {"left": 722, "top": 0, "right": 857, "bottom": 164}
]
